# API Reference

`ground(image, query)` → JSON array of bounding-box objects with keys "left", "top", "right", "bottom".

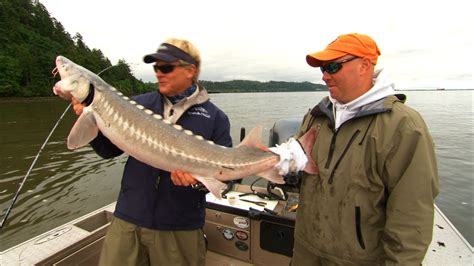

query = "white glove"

[{"left": 269, "top": 138, "right": 307, "bottom": 175}]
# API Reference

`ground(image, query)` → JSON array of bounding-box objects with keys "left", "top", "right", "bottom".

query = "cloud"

[{"left": 40, "top": 0, "right": 473, "bottom": 89}]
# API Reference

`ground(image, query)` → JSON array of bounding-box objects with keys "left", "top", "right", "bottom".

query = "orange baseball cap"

[{"left": 306, "top": 33, "right": 381, "bottom": 67}]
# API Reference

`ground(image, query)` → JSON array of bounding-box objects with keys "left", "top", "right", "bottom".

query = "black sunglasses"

[
  {"left": 153, "top": 64, "right": 188, "bottom": 74},
  {"left": 320, "top": 57, "right": 359, "bottom": 74}
]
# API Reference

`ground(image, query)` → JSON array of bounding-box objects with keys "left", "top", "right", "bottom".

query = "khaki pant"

[{"left": 99, "top": 216, "right": 206, "bottom": 266}]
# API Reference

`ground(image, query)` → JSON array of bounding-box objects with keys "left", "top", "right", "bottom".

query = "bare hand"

[
  {"left": 171, "top": 170, "right": 199, "bottom": 186},
  {"left": 71, "top": 97, "right": 85, "bottom": 116}
]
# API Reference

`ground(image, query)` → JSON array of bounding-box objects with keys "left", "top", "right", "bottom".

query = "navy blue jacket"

[{"left": 90, "top": 90, "right": 232, "bottom": 230}]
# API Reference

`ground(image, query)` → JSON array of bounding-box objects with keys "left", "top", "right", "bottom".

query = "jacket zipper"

[
  {"left": 355, "top": 206, "right": 366, "bottom": 249},
  {"left": 324, "top": 131, "right": 338, "bottom": 169},
  {"left": 328, "top": 130, "right": 360, "bottom": 184}
]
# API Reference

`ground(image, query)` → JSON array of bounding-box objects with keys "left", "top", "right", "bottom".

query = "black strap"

[{"left": 81, "top": 84, "right": 95, "bottom": 106}]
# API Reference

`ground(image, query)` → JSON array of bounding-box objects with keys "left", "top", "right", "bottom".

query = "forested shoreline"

[{"left": 0, "top": 0, "right": 326, "bottom": 97}]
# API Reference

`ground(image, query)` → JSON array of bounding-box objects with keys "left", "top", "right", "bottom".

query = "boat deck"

[{"left": 1, "top": 201, "right": 472, "bottom": 265}]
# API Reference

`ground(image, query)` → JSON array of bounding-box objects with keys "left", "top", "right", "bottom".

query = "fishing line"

[
  {"left": 0, "top": 103, "right": 71, "bottom": 228},
  {"left": 0, "top": 64, "right": 114, "bottom": 228}
]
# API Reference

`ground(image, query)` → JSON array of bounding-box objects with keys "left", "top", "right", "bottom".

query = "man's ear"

[
  {"left": 359, "top": 57, "right": 373, "bottom": 74},
  {"left": 186, "top": 64, "right": 197, "bottom": 79}
]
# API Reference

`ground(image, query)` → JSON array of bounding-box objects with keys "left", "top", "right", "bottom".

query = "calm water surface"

[{"left": 0, "top": 91, "right": 472, "bottom": 251}]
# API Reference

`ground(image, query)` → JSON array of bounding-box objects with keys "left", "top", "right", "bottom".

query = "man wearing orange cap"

[{"left": 283, "top": 33, "right": 439, "bottom": 265}]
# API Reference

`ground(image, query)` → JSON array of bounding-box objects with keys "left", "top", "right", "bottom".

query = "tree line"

[
  {"left": 200, "top": 80, "right": 327, "bottom": 93},
  {"left": 0, "top": 0, "right": 156, "bottom": 97},
  {"left": 0, "top": 0, "right": 326, "bottom": 97}
]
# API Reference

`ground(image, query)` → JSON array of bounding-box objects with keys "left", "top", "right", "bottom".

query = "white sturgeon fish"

[{"left": 52, "top": 56, "right": 318, "bottom": 198}]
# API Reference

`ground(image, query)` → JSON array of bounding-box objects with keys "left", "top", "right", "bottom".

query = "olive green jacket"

[{"left": 294, "top": 94, "right": 439, "bottom": 265}]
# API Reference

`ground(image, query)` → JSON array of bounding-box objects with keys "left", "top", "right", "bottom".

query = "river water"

[{"left": 0, "top": 90, "right": 472, "bottom": 251}]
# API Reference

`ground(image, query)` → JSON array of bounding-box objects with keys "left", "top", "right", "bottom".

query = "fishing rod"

[
  {"left": 0, "top": 63, "right": 122, "bottom": 228},
  {"left": 0, "top": 103, "right": 71, "bottom": 228}
]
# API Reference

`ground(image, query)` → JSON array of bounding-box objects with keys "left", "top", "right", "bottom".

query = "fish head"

[{"left": 53, "top": 56, "right": 92, "bottom": 102}]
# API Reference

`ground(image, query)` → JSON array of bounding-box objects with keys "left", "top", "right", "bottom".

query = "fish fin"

[
  {"left": 236, "top": 126, "right": 263, "bottom": 148},
  {"left": 297, "top": 126, "right": 319, "bottom": 174},
  {"left": 257, "top": 168, "right": 285, "bottom": 184},
  {"left": 67, "top": 107, "right": 98, "bottom": 150},
  {"left": 195, "top": 176, "right": 227, "bottom": 199}
]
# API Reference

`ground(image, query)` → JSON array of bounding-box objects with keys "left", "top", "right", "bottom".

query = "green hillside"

[
  {"left": 0, "top": 0, "right": 326, "bottom": 97},
  {"left": 0, "top": 0, "right": 153, "bottom": 97}
]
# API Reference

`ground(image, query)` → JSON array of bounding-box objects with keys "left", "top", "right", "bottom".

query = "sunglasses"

[
  {"left": 320, "top": 57, "right": 359, "bottom": 74},
  {"left": 153, "top": 64, "right": 188, "bottom": 74}
]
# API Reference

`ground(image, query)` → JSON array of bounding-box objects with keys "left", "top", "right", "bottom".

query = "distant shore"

[
  {"left": 2, "top": 88, "right": 472, "bottom": 100},
  {"left": 395, "top": 88, "right": 473, "bottom": 91}
]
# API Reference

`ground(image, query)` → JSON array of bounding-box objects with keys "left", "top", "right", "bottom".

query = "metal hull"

[{"left": 1, "top": 185, "right": 471, "bottom": 266}]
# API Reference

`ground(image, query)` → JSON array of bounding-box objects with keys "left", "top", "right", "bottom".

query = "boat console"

[
  {"left": 203, "top": 184, "right": 298, "bottom": 265},
  {"left": 202, "top": 118, "right": 302, "bottom": 265}
]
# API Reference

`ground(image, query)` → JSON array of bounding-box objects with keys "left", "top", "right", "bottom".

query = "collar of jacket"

[
  {"left": 162, "top": 84, "right": 210, "bottom": 123},
  {"left": 167, "top": 84, "right": 197, "bottom": 104},
  {"left": 311, "top": 94, "right": 407, "bottom": 123}
]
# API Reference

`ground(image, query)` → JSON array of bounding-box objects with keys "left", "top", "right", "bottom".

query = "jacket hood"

[
  {"left": 330, "top": 68, "right": 396, "bottom": 109},
  {"left": 329, "top": 68, "right": 396, "bottom": 130},
  {"left": 163, "top": 84, "right": 210, "bottom": 123}
]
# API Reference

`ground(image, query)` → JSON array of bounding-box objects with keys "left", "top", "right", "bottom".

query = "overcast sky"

[{"left": 40, "top": 0, "right": 472, "bottom": 90}]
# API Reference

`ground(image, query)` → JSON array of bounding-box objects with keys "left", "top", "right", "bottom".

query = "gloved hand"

[
  {"left": 171, "top": 170, "right": 199, "bottom": 186},
  {"left": 71, "top": 97, "right": 85, "bottom": 116},
  {"left": 170, "top": 170, "right": 210, "bottom": 193},
  {"left": 269, "top": 138, "right": 307, "bottom": 176}
]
